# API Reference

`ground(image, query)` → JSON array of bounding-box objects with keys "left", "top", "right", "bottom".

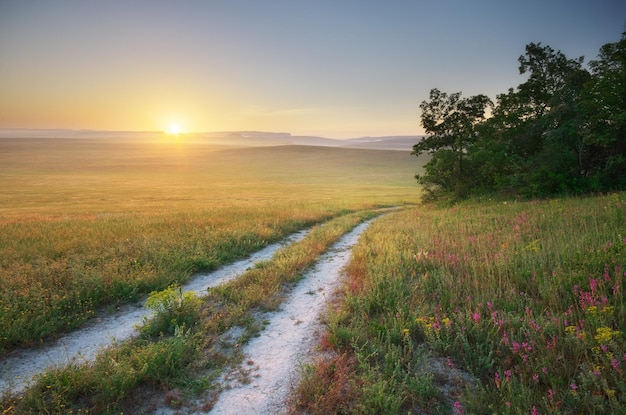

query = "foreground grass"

[
  {"left": 1, "top": 211, "right": 379, "bottom": 414},
  {"left": 0, "top": 137, "right": 419, "bottom": 352},
  {"left": 295, "top": 193, "right": 625, "bottom": 414}
]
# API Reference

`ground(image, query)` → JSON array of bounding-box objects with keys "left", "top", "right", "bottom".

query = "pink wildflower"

[
  {"left": 454, "top": 401, "right": 463, "bottom": 415},
  {"left": 502, "top": 331, "right": 510, "bottom": 346},
  {"left": 611, "top": 358, "right": 620, "bottom": 370},
  {"left": 532, "top": 405, "right": 539, "bottom": 415}
]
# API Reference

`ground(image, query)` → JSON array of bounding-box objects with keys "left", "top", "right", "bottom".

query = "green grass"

[
  {"left": 295, "top": 193, "right": 626, "bottom": 414},
  {"left": 1, "top": 211, "right": 381, "bottom": 414},
  {"left": 0, "top": 136, "right": 420, "bottom": 352}
]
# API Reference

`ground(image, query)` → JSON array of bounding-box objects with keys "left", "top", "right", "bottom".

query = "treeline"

[{"left": 413, "top": 33, "right": 626, "bottom": 200}]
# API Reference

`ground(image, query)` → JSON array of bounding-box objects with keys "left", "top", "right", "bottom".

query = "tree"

[
  {"left": 413, "top": 34, "right": 626, "bottom": 200},
  {"left": 580, "top": 33, "right": 626, "bottom": 189},
  {"left": 517, "top": 42, "right": 586, "bottom": 117},
  {"left": 412, "top": 88, "right": 492, "bottom": 199},
  {"left": 480, "top": 42, "right": 590, "bottom": 196}
]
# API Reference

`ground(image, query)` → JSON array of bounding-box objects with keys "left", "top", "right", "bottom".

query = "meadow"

[
  {"left": 0, "top": 135, "right": 421, "bottom": 353},
  {"left": 295, "top": 194, "right": 626, "bottom": 414},
  {"left": 2, "top": 134, "right": 625, "bottom": 414}
]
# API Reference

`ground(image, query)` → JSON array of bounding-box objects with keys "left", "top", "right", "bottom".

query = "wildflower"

[
  {"left": 594, "top": 327, "right": 620, "bottom": 343},
  {"left": 532, "top": 405, "right": 539, "bottom": 415},
  {"left": 546, "top": 335, "right": 558, "bottom": 349},
  {"left": 570, "top": 383, "right": 578, "bottom": 396},
  {"left": 565, "top": 325, "right": 577, "bottom": 335},
  {"left": 453, "top": 401, "right": 463, "bottom": 415},
  {"left": 593, "top": 365, "right": 602, "bottom": 377},
  {"left": 532, "top": 373, "right": 539, "bottom": 383},
  {"left": 601, "top": 305, "right": 614, "bottom": 315},
  {"left": 502, "top": 331, "right": 509, "bottom": 346},
  {"left": 611, "top": 358, "right": 620, "bottom": 370},
  {"left": 504, "top": 370, "right": 511, "bottom": 381},
  {"left": 402, "top": 328, "right": 410, "bottom": 336},
  {"left": 432, "top": 320, "right": 441, "bottom": 332},
  {"left": 495, "top": 372, "right": 501, "bottom": 389}
]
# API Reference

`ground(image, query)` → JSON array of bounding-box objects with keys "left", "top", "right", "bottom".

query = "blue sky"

[{"left": 1, "top": 0, "right": 624, "bottom": 137}]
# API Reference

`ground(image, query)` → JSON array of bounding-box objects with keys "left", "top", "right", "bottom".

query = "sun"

[{"left": 168, "top": 123, "right": 181, "bottom": 135}]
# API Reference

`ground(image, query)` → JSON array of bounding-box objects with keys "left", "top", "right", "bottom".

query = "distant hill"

[{"left": 0, "top": 129, "right": 422, "bottom": 151}]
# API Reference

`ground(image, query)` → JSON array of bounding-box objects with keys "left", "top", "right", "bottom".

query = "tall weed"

[{"left": 299, "top": 194, "right": 626, "bottom": 413}]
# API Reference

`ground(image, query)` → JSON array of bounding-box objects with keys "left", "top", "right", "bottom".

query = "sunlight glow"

[{"left": 168, "top": 123, "right": 181, "bottom": 135}]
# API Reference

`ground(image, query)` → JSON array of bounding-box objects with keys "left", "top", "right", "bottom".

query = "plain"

[{"left": 0, "top": 136, "right": 421, "bottom": 353}]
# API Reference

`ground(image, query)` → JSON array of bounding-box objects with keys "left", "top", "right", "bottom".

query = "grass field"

[
  {"left": 0, "top": 136, "right": 422, "bottom": 353},
  {"left": 295, "top": 194, "right": 626, "bottom": 414},
  {"left": 2, "top": 211, "right": 379, "bottom": 414},
  {"left": 3, "top": 135, "right": 625, "bottom": 414}
]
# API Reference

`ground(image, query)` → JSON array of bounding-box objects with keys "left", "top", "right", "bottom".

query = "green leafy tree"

[
  {"left": 580, "top": 33, "right": 626, "bottom": 189},
  {"left": 414, "top": 34, "right": 626, "bottom": 200},
  {"left": 413, "top": 88, "right": 492, "bottom": 199},
  {"left": 479, "top": 42, "right": 589, "bottom": 196}
]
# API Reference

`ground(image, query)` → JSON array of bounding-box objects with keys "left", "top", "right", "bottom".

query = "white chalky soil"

[
  {"left": 0, "top": 230, "right": 310, "bottom": 396},
  {"left": 207, "top": 219, "right": 374, "bottom": 415}
]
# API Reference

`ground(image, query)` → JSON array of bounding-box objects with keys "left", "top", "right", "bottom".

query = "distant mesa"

[{"left": 0, "top": 128, "right": 422, "bottom": 151}]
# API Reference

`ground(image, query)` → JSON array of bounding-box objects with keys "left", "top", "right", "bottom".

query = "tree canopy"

[{"left": 414, "top": 33, "right": 626, "bottom": 200}]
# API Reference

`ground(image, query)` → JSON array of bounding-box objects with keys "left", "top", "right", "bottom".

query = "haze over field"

[
  {"left": 0, "top": 128, "right": 419, "bottom": 151},
  {"left": 1, "top": 1, "right": 624, "bottom": 137}
]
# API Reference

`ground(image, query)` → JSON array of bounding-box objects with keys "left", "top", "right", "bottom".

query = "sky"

[{"left": 1, "top": 1, "right": 625, "bottom": 138}]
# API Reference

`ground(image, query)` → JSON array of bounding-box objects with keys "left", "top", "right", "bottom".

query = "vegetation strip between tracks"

[{"left": 1, "top": 209, "right": 382, "bottom": 414}]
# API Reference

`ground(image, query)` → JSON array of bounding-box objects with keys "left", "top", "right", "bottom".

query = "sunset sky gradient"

[{"left": 1, "top": 0, "right": 624, "bottom": 137}]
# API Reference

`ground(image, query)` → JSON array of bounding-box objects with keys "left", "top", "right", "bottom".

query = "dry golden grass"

[{"left": 0, "top": 135, "right": 422, "bottom": 351}]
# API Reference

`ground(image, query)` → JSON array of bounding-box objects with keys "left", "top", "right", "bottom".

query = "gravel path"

[
  {"left": 0, "top": 229, "right": 310, "bottom": 396},
  {"left": 205, "top": 219, "right": 375, "bottom": 415}
]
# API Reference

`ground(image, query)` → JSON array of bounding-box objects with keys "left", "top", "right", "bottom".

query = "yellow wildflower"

[
  {"left": 565, "top": 325, "right": 577, "bottom": 335},
  {"left": 594, "top": 327, "right": 620, "bottom": 343},
  {"left": 601, "top": 306, "right": 614, "bottom": 315}
]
